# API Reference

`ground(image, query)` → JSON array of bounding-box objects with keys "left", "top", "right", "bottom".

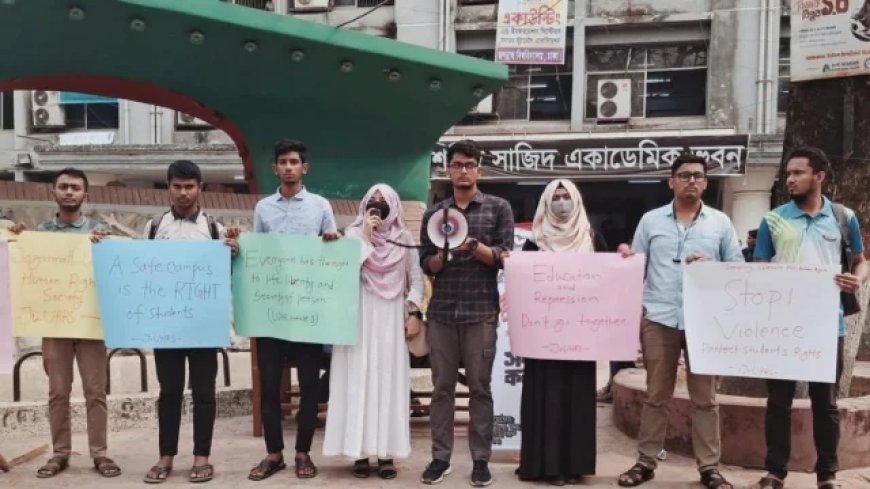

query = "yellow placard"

[{"left": 9, "top": 231, "right": 103, "bottom": 339}]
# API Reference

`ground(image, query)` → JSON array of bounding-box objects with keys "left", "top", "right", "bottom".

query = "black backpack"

[{"left": 147, "top": 211, "right": 220, "bottom": 240}]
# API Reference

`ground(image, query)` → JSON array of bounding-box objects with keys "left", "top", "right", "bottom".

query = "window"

[
  {"left": 778, "top": 38, "right": 790, "bottom": 113},
  {"left": 0, "top": 91, "right": 13, "bottom": 130},
  {"left": 460, "top": 50, "right": 573, "bottom": 122},
  {"left": 64, "top": 103, "right": 120, "bottom": 130},
  {"left": 229, "top": 0, "right": 272, "bottom": 9},
  {"left": 333, "top": 0, "right": 394, "bottom": 6},
  {"left": 585, "top": 43, "right": 708, "bottom": 119}
]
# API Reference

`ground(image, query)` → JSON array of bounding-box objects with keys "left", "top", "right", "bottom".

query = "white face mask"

[{"left": 551, "top": 199, "right": 575, "bottom": 219}]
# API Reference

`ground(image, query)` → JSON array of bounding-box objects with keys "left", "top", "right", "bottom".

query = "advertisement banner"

[
  {"left": 791, "top": 0, "right": 870, "bottom": 81},
  {"left": 495, "top": 0, "right": 569, "bottom": 64}
]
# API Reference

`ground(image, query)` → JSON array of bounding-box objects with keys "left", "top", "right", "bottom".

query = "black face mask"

[{"left": 365, "top": 200, "right": 390, "bottom": 219}]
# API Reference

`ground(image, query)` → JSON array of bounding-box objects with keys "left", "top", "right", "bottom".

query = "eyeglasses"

[
  {"left": 449, "top": 162, "right": 479, "bottom": 171},
  {"left": 674, "top": 172, "right": 706, "bottom": 182}
]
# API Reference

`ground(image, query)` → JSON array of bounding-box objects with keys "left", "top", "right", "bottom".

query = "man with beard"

[
  {"left": 616, "top": 154, "right": 742, "bottom": 489},
  {"left": 751, "top": 147, "right": 868, "bottom": 489},
  {"left": 419, "top": 140, "right": 514, "bottom": 487},
  {"left": 247, "top": 139, "right": 339, "bottom": 482},
  {"left": 141, "top": 160, "right": 239, "bottom": 484},
  {"left": 8, "top": 168, "right": 120, "bottom": 479}
]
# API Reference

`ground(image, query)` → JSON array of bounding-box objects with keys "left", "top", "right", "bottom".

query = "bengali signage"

[
  {"left": 495, "top": 0, "right": 569, "bottom": 64},
  {"left": 683, "top": 262, "right": 840, "bottom": 382},
  {"left": 431, "top": 135, "right": 749, "bottom": 180},
  {"left": 791, "top": 0, "right": 870, "bottom": 81}
]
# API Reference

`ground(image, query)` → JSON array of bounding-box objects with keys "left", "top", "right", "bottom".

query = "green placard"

[{"left": 232, "top": 233, "right": 361, "bottom": 345}]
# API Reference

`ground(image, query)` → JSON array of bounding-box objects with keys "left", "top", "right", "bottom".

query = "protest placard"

[
  {"left": 505, "top": 251, "right": 645, "bottom": 361},
  {"left": 232, "top": 234, "right": 361, "bottom": 345},
  {"left": 8, "top": 231, "right": 103, "bottom": 339},
  {"left": 0, "top": 240, "right": 13, "bottom": 374},
  {"left": 92, "top": 240, "right": 231, "bottom": 348},
  {"left": 683, "top": 262, "right": 840, "bottom": 382}
]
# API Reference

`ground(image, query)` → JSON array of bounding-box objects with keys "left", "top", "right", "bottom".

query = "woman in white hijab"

[{"left": 516, "top": 179, "right": 606, "bottom": 486}]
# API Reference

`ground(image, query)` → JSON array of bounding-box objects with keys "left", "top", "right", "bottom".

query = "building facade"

[{"left": 0, "top": 0, "right": 792, "bottom": 246}]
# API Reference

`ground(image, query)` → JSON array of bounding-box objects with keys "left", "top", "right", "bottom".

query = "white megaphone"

[{"left": 426, "top": 208, "right": 469, "bottom": 251}]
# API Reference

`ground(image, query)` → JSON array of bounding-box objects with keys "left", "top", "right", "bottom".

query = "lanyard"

[{"left": 672, "top": 203, "right": 703, "bottom": 263}]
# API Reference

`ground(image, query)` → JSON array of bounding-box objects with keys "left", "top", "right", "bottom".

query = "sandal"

[
  {"left": 144, "top": 465, "right": 172, "bottom": 484},
  {"left": 701, "top": 469, "right": 734, "bottom": 489},
  {"left": 93, "top": 457, "right": 121, "bottom": 478},
  {"left": 36, "top": 456, "right": 69, "bottom": 478},
  {"left": 377, "top": 459, "right": 397, "bottom": 480},
  {"left": 353, "top": 459, "right": 371, "bottom": 479},
  {"left": 617, "top": 463, "right": 654, "bottom": 487},
  {"left": 190, "top": 464, "right": 215, "bottom": 483},
  {"left": 294, "top": 453, "right": 318, "bottom": 479},
  {"left": 248, "top": 457, "right": 286, "bottom": 481},
  {"left": 818, "top": 479, "right": 839, "bottom": 489},
  {"left": 752, "top": 475, "right": 784, "bottom": 489}
]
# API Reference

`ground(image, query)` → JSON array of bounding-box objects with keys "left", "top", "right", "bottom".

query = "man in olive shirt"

[{"left": 8, "top": 168, "right": 120, "bottom": 479}]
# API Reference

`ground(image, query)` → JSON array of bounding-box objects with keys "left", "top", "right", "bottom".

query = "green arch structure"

[{"left": 0, "top": 0, "right": 507, "bottom": 200}]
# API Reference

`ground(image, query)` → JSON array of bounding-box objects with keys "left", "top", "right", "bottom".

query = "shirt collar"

[
  {"left": 665, "top": 201, "right": 707, "bottom": 219},
  {"left": 780, "top": 197, "right": 832, "bottom": 219},
  {"left": 170, "top": 207, "right": 201, "bottom": 222},
  {"left": 447, "top": 191, "right": 485, "bottom": 208},
  {"left": 274, "top": 186, "right": 308, "bottom": 202},
  {"left": 52, "top": 213, "right": 87, "bottom": 229}
]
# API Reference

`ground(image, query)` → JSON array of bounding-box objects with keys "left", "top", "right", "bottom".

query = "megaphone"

[{"left": 426, "top": 208, "right": 469, "bottom": 250}]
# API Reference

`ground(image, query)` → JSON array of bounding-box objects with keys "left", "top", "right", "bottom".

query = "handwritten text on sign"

[
  {"left": 0, "top": 240, "right": 13, "bottom": 374},
  {"left": 683, "top": 263, "right": 840, "bottom": 382},
  {"left": 92, "top": 240, "right": 231, "bottom": 349},
  {"left": 505, "top": 252, "right": 645, "bottom": 360},
  {"left": 9, "top": 231, "right": 102, "bottom": 339},
  {"left": 232, "top": 234, "right": 361, "bottom": 345}
]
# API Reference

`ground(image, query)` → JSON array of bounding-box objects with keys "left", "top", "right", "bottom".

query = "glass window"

[
  {"left": 585, "top": 43, "right": 708, "bottom": 119},
  {"left": 64, "top": 103, "right": 119, "bottom": 130},
  {"left": 0, "top": 92, "right": 13, "bottom": 130},
  {"left": 460, "top": 50, "right": 572, "bottom": 122}
]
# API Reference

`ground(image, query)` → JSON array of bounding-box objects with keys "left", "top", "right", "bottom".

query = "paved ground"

[{"left": 2, "top": 407, "right": 869, "bottom": 488}]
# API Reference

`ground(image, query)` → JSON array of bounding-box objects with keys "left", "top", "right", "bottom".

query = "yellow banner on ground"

[{"left": 9, "top": 231, "right": 103, "bottom": 339}]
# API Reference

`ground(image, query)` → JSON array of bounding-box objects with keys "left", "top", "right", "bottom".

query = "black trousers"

[
  {"left": 154, "top": 348, "right": 218, "bottom": 457},
  {"left": 765, "top": 339, "right": 844, "bottom": 480},
  {"left": 257, "top": 337, "right": 323, "bottom": 454}
]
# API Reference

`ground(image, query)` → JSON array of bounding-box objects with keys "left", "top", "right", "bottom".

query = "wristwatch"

[{"left": 409, "top": 310, "right": 423, "bottom": 320}]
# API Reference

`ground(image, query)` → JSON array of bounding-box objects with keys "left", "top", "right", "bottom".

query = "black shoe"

[
  {"left": 471, "top": 460, "right": 492, "bottom": 487},
  {"left": 421, "top": 459, "right": 451, "bottom": 485}
]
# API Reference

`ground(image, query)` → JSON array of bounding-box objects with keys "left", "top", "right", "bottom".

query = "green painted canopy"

[{"left": 0, "top": 0, "right": 507, "bottom": 200}]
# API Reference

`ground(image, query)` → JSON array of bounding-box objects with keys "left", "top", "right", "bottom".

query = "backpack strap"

[
  {"left": 205, "top": 213, "right": 220, "bottom": 240},
  {"left": 148, "top": 211, "right": 169, "bottom": 240},
  {"left": 832, "top": 202, "right": 852, "bottom": 273}
]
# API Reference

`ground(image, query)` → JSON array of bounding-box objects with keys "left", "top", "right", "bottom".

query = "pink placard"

[
  {"left": 505, "top": 251, "right": 645, "bottom": 361},
  {"left": 0, "top": 240, "right": 13, "bottom": 374}
]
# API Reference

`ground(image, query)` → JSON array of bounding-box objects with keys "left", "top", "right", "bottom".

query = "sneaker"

[
  {"left": 421, "top": 459, "right": 451, "bottom": 485},
  {"left": 471, "top": 460, "right": 492, "bottom": 487}
]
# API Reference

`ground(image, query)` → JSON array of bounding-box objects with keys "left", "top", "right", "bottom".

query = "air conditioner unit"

[
  {"left": 30, "top": 90, "right": 66, "bottom": 128},
  {"left": 470, "top": 94, "right": 494, "bottom": 115},
  {"left": 596, "top": 78, "right": 631, "bottom": 120},
  {"left": 290, "top": 0, "right": 332, "bottom": 12},
  {"left": 176, "top": 112, "right": 211, "bottom": 128}
]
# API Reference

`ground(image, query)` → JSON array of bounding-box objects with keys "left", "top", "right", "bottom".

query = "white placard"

[
  {"left": 495, "top": 0, "right": 568, "bottom": 65},
  {"left": 683, "top": 262, "right": 840, "bottom": 382},
  {"left": 790, "top": 0, "right": 870, "bottom": 81}
]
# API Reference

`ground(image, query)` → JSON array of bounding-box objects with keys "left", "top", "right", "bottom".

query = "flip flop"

[{"left": 144, "top": 465, "right": 172, "bottom": 484}]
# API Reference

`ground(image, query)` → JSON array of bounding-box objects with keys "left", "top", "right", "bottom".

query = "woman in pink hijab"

[{"left": 323, "top": 184, "right": 424, "bottom": 479}]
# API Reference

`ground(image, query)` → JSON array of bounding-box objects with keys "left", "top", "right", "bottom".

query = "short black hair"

[
  {"left": 53, "top": 167, "right": 89, "bottom": 191},
  {"left": 166, "top": 160, "right": 202, "bottom": 184},
  {"left": 748, "top": 229, "right": 758, "bottom": 239},
  {"left": 274, "top": 139, "right": 307, "bottom": 163},
  {"left": 671, "top": 153, "right": 708, "bottom": 177},
  {"left": 785, "top": 146, "right": 829, "bottom": 174},
  {"left": 447, "top": 139, "right": 481, "bottom": 164}
]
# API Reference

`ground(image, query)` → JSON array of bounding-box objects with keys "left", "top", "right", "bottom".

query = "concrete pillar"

[
  {"left": 569, "top": 0, "right": 588, "bottom": 130},
  {"left": 395, "top": 0, "right": 440, "bottom": 50},
  {"left": 725, "top": 166, "right": 777, "bottom": 242},
  {"left": 13, "top": 90, "right": 28, "bottom": 150}
]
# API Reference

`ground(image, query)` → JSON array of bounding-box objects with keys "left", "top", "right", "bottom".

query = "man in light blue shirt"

[
  {"left": 617, "top": 154, "right": 742, "bottom": 489},
  {"left": 247, "top": 139, "right": 338, "bottom": 482},
  {"left": 751, "top": 147, "right": 867, "bottom": 489}
]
